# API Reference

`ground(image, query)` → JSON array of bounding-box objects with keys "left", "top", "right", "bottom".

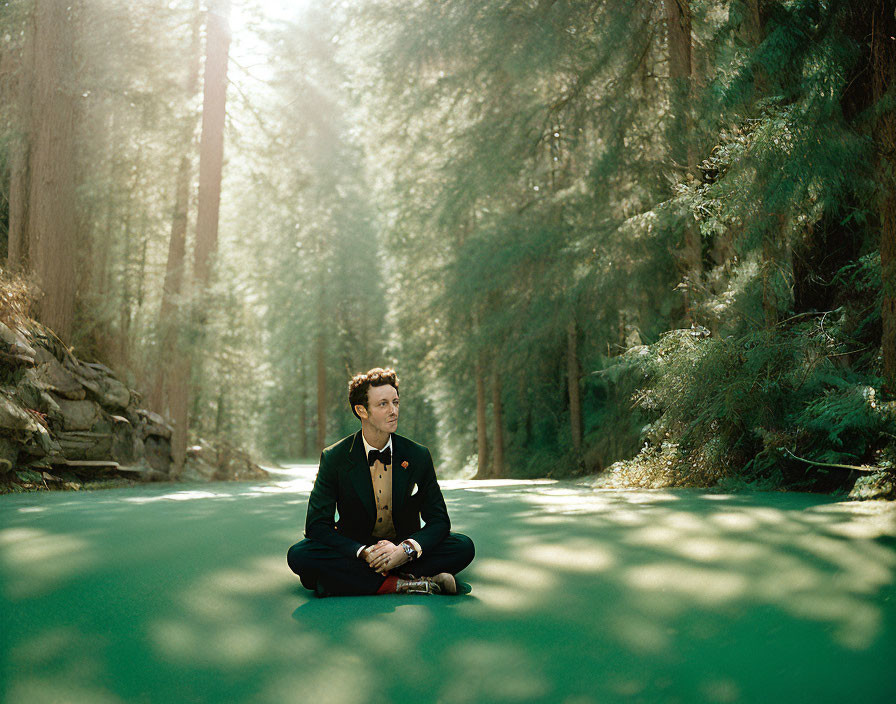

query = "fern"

[{"left": 612, "top": 314, "right": 894, "bottom": 488}]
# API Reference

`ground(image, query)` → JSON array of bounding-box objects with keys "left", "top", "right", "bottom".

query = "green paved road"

[{"left": 2, "top": 469, "right": 895, "bottom": 703}]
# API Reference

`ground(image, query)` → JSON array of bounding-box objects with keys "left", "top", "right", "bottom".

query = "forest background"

[{"left": 1, "top": 0, "right": 895, "bottom": 492}]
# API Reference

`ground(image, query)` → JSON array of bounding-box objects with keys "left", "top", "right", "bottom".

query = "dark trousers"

[{"left": 287, "top": 532, "right": 475, "bottom": 597}]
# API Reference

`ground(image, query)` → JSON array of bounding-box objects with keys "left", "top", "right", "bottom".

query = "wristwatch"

[{"left": 401, "top": 541, "right": 416, "bottom": 561}]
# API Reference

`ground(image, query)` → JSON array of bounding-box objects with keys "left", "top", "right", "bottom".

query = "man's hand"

[
  {"left": 361, "top": 540, "right": 408, "bottom": 574},
  {"left": 360, "top": 540, "right": 390, "bottom": 566}
]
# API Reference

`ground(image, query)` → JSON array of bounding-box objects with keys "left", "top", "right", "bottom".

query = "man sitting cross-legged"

[{"left": 287, "top": 367, "right": 474, "bottom": 597}]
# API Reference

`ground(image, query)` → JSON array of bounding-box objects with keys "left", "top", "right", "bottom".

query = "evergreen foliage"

[
  {"left": 1, "top": 0, "right": 894, "bottom": 490},
  {"left": 353, "top": 0, "right": 896, "bottom": 489},
  {"left": 619, "top": 314, "right": 892, "bottom": 489}
]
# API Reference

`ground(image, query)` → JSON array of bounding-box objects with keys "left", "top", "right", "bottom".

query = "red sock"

[{"left": 377, "top": 575, "right": 399, "bottom": 594}]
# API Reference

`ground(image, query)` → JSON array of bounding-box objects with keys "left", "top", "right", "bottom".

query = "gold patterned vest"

[{"left": 369, "top": 458, "right": 396, "bottom": 539}]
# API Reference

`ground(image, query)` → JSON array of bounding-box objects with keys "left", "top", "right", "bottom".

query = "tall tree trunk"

[
  {"left": 161, "top": 155, "right": 193, "bottom": 315},
  {"left": 172, "top": 0, "right": 231, "bottom": 472},
  {"left": 665, "top": 0, "right": 701, "bottom": 314},
  {"left": 474, "top": 351, "right": 490, "bottom": 479},
  {"left": 149, "top": 152, "right": 192, "bottom": 419},
  {"left": 169, "top": 355, "right": 190, "bottom": 473},
  {"left": 8, "top": 137, "right": 30, "bottom": 266},
  {"left": 742, "top": 0, "right": 763, "bottom": 50},
  {"left": 742, "top": 0, "right": 769, "bottom": 94},
  {"left": 455, "top": 213, "right": 491, "bottom": 478},
  {"left": 118, "top": 199, "right": 133, "bottom": 367},
  {"left": 872, "top": 1, "right": 896, "bottom": 393},
  {"left": 193, "top": 0, "right": 231, "bottom": 289},
  {"left": 761, "top": 221, "right": 778, "bottom": 328},
  {"left": 316, "top": 332, "right": 327, "bottom": 451},
  {"left": 567, "top": 319, "right": 583, "bottom": 454},
  {"left": 215, "top": 391, "right": 226, "bottom": 435},
  {"left": 150, "top": 0, "right": 202, "bottom": 414},
  {"left": 7, "top": 49, "right": 30, "bottom": 267},
  {"left": 525, "top": 406, "right": 533, "bottom": 446},
  {"left": 763, "top": 208, "right": 797, "bottom": 330},
  {"left": 299, "top": 380, "right": 308, "bottom": 459},
  {"left": 135, "top": 220, "right": 148, "bottom": 331},
  {"left": 25, "top": 0, "right": 81, "bottom": 342},
  {"left": 6, "top": 0, "right": 34, "bottom": 266},
  {"left": 491, "top": 370, "right": 505, "bottom": 478},
  {"left": 97, "top": 117, "right": 117, "bottom": 303},
  {"left": 115, "top": 151, "right": 142, "bottom": 369},
  {"left": 664, "top": 0, "right": 693, "bottom": 171}
]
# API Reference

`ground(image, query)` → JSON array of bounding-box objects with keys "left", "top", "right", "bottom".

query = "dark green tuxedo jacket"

[{"left": 304, "top": 430, "right": 451, "bottom": 559}]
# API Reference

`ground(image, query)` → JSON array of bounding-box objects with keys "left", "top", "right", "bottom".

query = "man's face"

[{"left": 360, "top": 384, "right": 399, "bottom": 435}]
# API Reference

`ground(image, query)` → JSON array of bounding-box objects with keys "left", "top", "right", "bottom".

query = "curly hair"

[{"left": 348, "top": 367, "right": 400, "bottom": 419}]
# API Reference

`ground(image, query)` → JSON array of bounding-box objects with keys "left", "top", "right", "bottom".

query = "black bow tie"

[{"left": 367, "top": 447, "right": 392, "bottom": 466}]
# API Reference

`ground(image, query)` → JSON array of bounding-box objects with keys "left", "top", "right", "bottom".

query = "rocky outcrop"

[
  {"left": 0, "top": 318, "right": 267, "bottom": 492},
  {"left": 849, "top": 471, "right": 896, "bottom": 500},
  {"left": 182, "top": 438, "right": 268, "bottom": 482}
]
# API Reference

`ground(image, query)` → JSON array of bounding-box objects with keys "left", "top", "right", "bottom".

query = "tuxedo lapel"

[
  {"left": 391, "top": 434, "right": 410, "bottom": 515},
  {"left": 348, "top": 430, "right": 376, "bottom": 521}
]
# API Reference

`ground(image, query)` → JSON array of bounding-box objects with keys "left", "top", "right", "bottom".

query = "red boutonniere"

[{"left": 401, "top": 460, "right": 409, "bottom": 468}]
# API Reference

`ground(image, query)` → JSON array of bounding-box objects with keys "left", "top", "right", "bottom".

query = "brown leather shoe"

[
  {"left": 431, "top": 572, "right": 457, "bottom": 595},
  {"left": 395, "top": 572, "right": 457, "bottom": 595},
  {"left": 395, "top": 576, "right": 440, "bottom": 594}
]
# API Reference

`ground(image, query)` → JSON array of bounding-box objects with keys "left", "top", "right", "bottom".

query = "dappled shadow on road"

[{"left": 2, "top": 470, "right": 895, "bottom": 703}]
